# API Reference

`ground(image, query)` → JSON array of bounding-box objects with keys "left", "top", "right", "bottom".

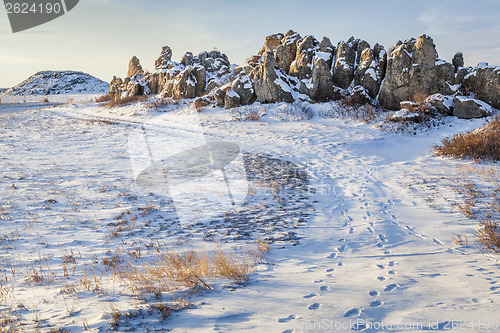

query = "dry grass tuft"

[
  {"left": 337, "top": 97, "right": 379, "bottom": 123},
  {"left": 147, "top": 97, "right": 178, "bottom": 110},
  {"left": 476, "top": 220, "right": 500, "bottom": 253},
  {"left": 452, "top": 234, "right": 469, "bottom": 246},
  {"left": 102, "top": 95, "right": 148, "bottom": 108},
  {"left": 435, "top": 116, "right": 500, "bottom": 161},
  {"left": 95, "top": 93, "right": 113, "bottom": 103}
]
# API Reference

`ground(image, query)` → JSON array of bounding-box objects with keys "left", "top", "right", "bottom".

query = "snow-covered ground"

[{"left": 1, "top": 97, "right": 499, "bottom": 332}]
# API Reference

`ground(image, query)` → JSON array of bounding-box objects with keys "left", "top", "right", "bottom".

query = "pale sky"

[{"left": 1, "top": 0, "right": 499, "bottom": 87}]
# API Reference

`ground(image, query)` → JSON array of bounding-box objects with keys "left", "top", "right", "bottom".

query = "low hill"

[{"left": 2, "top": 70, "right": 109, "bottom": 96}]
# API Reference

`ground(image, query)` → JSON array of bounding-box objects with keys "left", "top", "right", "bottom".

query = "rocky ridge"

[{"left": 109, "top": 31, "right": 500, "bottom": 119}]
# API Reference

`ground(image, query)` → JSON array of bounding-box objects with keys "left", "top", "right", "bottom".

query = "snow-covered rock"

[
  {"left": 463, "top": 64, "right": 500, "bottom": 109},
  {"left": 2, "top": 71, "right": 109, "bottom": 96},
  {"left": 426, "top": 93, "right": 455, "bottom": 116},
  {"left": 379, "top": 35, "right": 456, "bottom": 110},
  {"left": 453, "top": 96, "right": 493, "bottom": 119}
]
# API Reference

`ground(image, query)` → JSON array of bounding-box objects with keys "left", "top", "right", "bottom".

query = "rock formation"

[
  {"left": 108, "top": 31, "right": 498, "bottom": 119},
  {"left": 378, "top": 35, "right": 457, "bottom": 110}
]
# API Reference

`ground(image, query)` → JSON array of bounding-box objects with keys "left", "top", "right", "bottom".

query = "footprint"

[
  {"left": 377, "top": 264, "right": 386, "bottom": 270},
  {"left": 405, "top": 225, "right": 416, "bottom": 232},
  {"left": 377, "top": 276, "right": 387, "bottom": 281},
  {"left": 326, "top": 268, "right": 335, "bottom": 273},
  {"left": 278, "top": 315, "right": 296, "bottom": 323},
  {"left": 308, "top": 303, "right": 320, "bottom": 310},
  {"left": 327, "top": 252, "right": 338, "bottom": 259},
  {"left": 388, "top": 270, "right": 396, "bottom": 275},
  {"left": 349, "top": 227, "right": 355, "bottom": 234},
  {"left": 303, "top": 293, "right": 317, "bottom": 299},
  {"left": 338, "top": 262, "right": 344, "bottom": 266},
  {"left": 338, "top": 244, "right": 348, "bottom": 253},
  {"left": 366, "top": 211, "right": 372, "bottom": 217},
  {"left": 314, "top": 280, "right": 324, "bottom": 283},
  {"left": 320, "top": 286, "right": 331, "bottom": 291},
  {"left": 367, "top": 227, "right": 375, "bottom": 233},
  {"left": 378, "top": 234, "right": 388, "bottom": 243},
  {"left": 384, "top": 284, "right": 399, "bottom": 292},
  {"left": 344, "top": 308, "right": 362, "bottom": 317},
  {"left": 388, "top": 261, "right": 396, "bottom": 267},
  {"left": 369, "top": 290, "right": 380, "bottom": 297},
  {"left": 409, "top": 232, "right": 426, "bottom": 240},
  {"left": 370, "top": 300, "right": 384, "bottom": 308},
  {"left": 282, "top": 330, "right": 295, "bottom": 333},
  {"left": 391, "top": 214, "right": 398, "bottom": 219},
  {"left": 433, "top": 238, "right": 444, "bottom": 245}
]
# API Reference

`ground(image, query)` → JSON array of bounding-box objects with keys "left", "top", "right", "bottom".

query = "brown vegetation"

[{"left": 435, "top": 116, "right": 500, "bottom": 161}]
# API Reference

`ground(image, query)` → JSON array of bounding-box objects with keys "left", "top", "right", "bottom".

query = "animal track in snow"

[
  {"left": 405, "top": 225, "right": 416, "bottom": 232},
  {"left": 349, "top": 227, "right": 355, "bottom": 234},
  {"left": 367, "top": 227, "right": 375, "bottom": 233},
  {"left": 369, "top": 290, "right": 380, "bottom": 297},
  {"left": 377, "top": 276, "right": 387, "bottom": 281},
  {"left": 378, "top": 234, "right": 388, "bottom": 243},
  {"left": 278, "top": 315, "right": 297, "bottom": 323},
  {"left": 338, "top": 244, "right": 348, "bottom": 252},
  {"left": 433, "top": 238, "right": 444, "bottom": 245},
  {"left": 327, "top": 252, "right": 338, "bottom": 259},
  {"left": 384, "top": 284, "right": 399, "bottom": 292},
  {"left": 409, "top": 232, "right": 426, "bottom": 240},
  {"left": 308, "top": 303, "right": 320, "bottom": 310},
  {"left": 303, "top": 293, "right": 317, "bottom": 299},
  {"left": 370, "top": 300, "right": 384, "bottom": 307},
  {"left": 320, "top": 286, "right": 331, "bottom": 291},
  {"left": 344, "top": 308, "right": 362, "bottom": 317}
]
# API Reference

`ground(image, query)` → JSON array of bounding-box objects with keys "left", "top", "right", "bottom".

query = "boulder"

[
  {"left": 453, "top": 96, "right": 492, "bottom": 119},
  {"left": 127, "top": 56, "right": 144, "bottom": 77},
  {"left": 452, "top": 52, "right": 464, "bottom": 72},
  {"left": 214, "top": 86, "right": 228, "bottom": 107},
  {"left": 456, "top": 67, "right": 472, "bottom": 86},
  {"left": 276, "top": 31, "right": 301, "bottom": 74},
  {"left": 254, "top": 52, "right": 296, "bottom": 103},
  {"left": 289, "top": 35, "right": 319, "bottom": 81},
  {"left": 425, "top": 93, "right": 455, "bottom": 116},
  {"left": 181, "top": 52, "right": 194, "bottom": 66},
  {"left": 379, "top": 35, "right": 455, "bottom": 109},
  {"left": 356, "top": 40, "right": 371, "bottom": 66},
  {"left": 165, "top": 65, "right": 206, "bottom": 100},
  {"left": 354, "top": 48, "right": 380, "bottom": 99},
  {"left": 260, "top": 33, "right": 284, "bottom": 54},
  {"left": 333, "top": 41, "right": 356, "bottom": 88},
  {"left": 351, "top": 85, "right": 373, "bottom": 105},
  {"left": 230, "top": 76, "right": 255, "bottom": 105},
  {"left": 318, "top": 37, "right": 335, "bottom": 69},
  {"left": 310, "top": 55, "right": 335, "bottom": 102},
  {"left": 109, "top": 76, "right": 123, "bottom": 96},
  {"left": 155, "top": 46, "right": 172, "bottom": 70},
  {"left": 234, "top": 64, "right": 254, "bottom": 77},
  {"left": 463, "top": 64, "right": 500, "bottom": 109},
  {"left": 224, "top": 90, "right": 241, "bottom": 109}
]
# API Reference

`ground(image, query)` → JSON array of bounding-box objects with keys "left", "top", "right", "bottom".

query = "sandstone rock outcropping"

[{"left": 108, "top": 31, "right": 498, "bottom": 118}]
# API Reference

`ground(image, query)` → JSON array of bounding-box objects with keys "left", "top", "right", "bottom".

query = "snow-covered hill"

[{"left": 1, "top": 70, "right": 109, "bottom": 96}]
